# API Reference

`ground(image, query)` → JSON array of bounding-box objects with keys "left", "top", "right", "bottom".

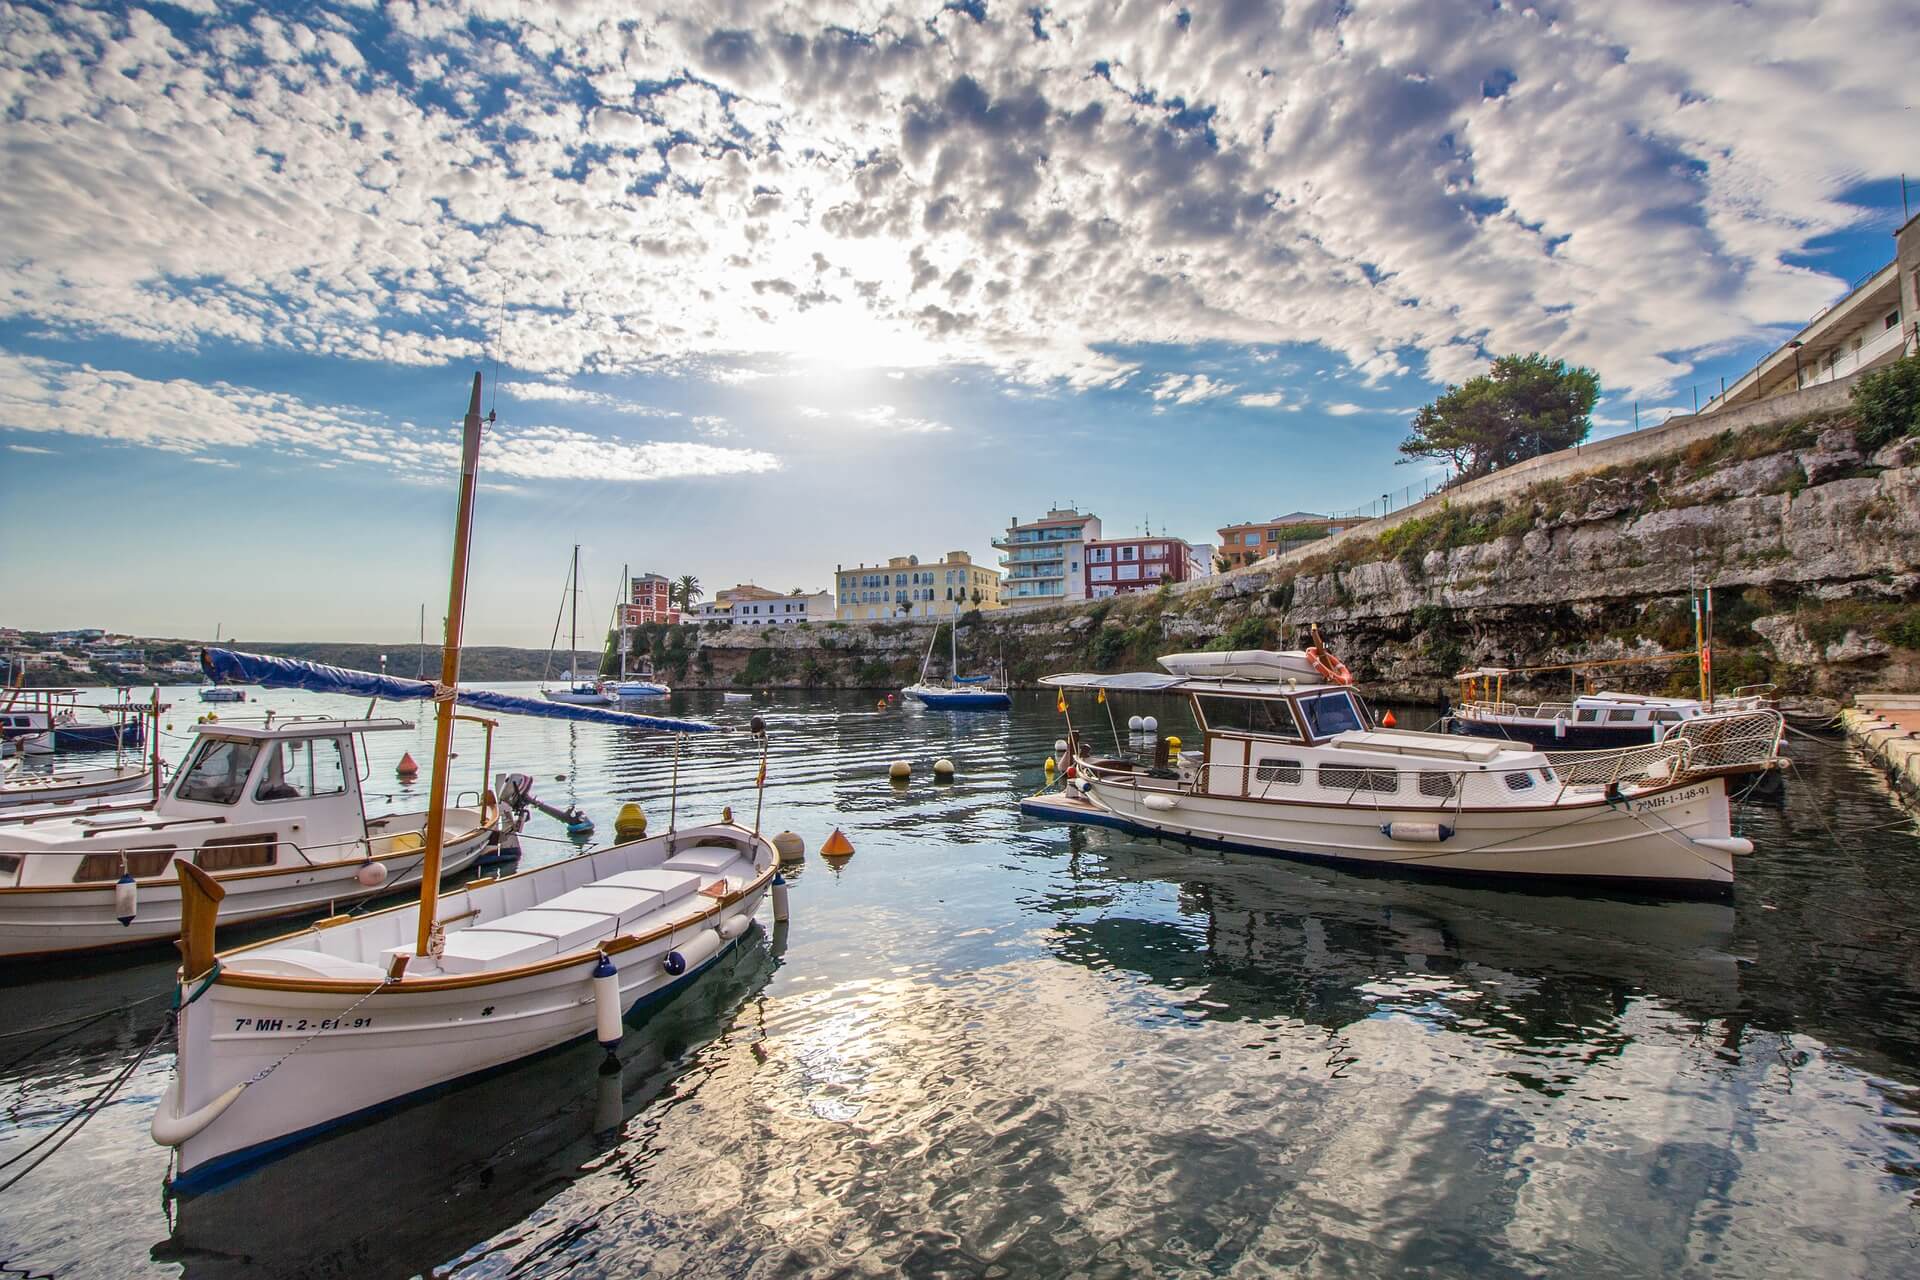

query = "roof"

[
  {"left": 192, "top": 716, "right": 416, "bottom": 739},
  {"left": 1041, "top": 671, "right": 1350, "bottom": 696}
]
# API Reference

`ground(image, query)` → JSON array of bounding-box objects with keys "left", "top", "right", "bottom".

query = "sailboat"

[
  {"left": 542, "top": 545, "right": 617, "bottom": 705},
  {"left": 152, "top": 374, "right": 783, "bottom": 1191},
  {"left": 610, "top": 562, "right": 670, "bottom": 699},
  {"left": 901, "top": 607, "right": 1012, "bottom": 710}
]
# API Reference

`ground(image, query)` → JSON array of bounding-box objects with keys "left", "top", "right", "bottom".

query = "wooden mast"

[{"left": 415, "top": 372, "right": 487, "bottom": 958}]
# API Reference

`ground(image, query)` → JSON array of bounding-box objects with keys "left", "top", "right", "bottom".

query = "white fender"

[
  {"left": 1142, "top": 794, "right": 1179, "bottom": 812},
  {"left": 718, "top": 912, "right": 751, "bottom": 940},
  {"left": 1691, "top": 836, "right": 1754, "bottom": 855},
  {"left": 661, "top": 927, "right": 724, "bottom": 978},
  {"left": 592, "top": 954, "right": 622, "bottom": 1050},
  {"left": 151, "top": 1079, "right": 247, "bottom": 1148},
  {"left": 1381, "top": 821, "right": 1452, "bottom": 843},
  {"left": 770, "top": 872, "right": 790, "bottom": 923}
]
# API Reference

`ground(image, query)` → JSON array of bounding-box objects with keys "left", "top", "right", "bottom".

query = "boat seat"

[
  {"left": 539, "top": 884, "right": 667, "bottom": 928},
  {"left": 224, "top": 949, "right": 389, "bottom": 981},
  {"left": 594, "top": 868, "right": 702, "bottom": 904},
  {"left": 662, "top": 845, "right": 740, "bottom": 875},
  {"left": 426, "top": 927, "right": 562, "bottom": 974}
]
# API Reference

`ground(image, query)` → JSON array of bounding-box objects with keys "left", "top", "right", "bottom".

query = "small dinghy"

[{"left": 151, "top": 373, "right": 782, "bottom": 1193}]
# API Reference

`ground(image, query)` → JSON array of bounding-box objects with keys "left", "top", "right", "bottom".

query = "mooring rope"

[{"left": 0, "top": 1016, "right": 170, "bottom": 1197}]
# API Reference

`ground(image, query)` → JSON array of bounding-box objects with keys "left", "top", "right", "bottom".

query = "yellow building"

[{"left": 835, "top": 551, "right": 1004, "bottom": 621}]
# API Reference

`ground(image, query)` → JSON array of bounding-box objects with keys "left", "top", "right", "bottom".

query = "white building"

[
  {"left": 994, "top": 508, "right": 1102, "bottom": 604},
  {"left": 693, "top": 584, "right": 833, "bottom": 626}
]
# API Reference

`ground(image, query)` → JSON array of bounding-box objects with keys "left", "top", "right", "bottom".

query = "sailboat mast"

[
  {"left": 618, "top": 563, "right": 629, "bottom": 680},
  {"left": 950, "top": 604, "right": 959, "bottom": 681},
  {"left": 569, "top": 544, "right": 580, "bottom": 682},
  {"left": 415, "top": 372, "right": 487, "bottom": 958}
]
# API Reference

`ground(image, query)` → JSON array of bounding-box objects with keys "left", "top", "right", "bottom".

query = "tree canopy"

[{"left": 1399, "top": 353, "right": 1600, "bottom": 481}]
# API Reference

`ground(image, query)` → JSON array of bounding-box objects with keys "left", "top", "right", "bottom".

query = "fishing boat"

[
  {"left": 902, "top": 608, "right": 1011, "bottom": 710},
  {"left": 152, "top": 373, "right": 783, "bottom": 1193},
  {"left": 0, "top": 711, "right": 500, "bottom": 958},
  {"left": 1, "top": 687, "right": 145, "bottom": 753},
  {"left": 1024, "top": 642, "right": 1785, "bottom": 894},
  {"left": 0, "top": 694, "right": 161, "bottom": 810},
  {"left": 1449, "top": 667, "right": 1776, "bottom": 750},
  {"left": 542, "top": 544, "right": 618, "bottom": 705}
]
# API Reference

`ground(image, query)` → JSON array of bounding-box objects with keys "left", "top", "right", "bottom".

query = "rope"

[
  {"left": 0, "top": 988, "right": 169, "bottom": 1046},
  {"left": 0, "top": 1015, "right": 170, "bottom": 1196}
]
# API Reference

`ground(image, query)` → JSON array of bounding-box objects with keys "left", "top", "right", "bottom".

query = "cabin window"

[
  {"left": 74, "top": 847, "right": 174, "bottom": 883},
  {"left": 1254, "top": 758, "right": 1302, "bottom": 785},
  {"left": 1575, "top": 709, "right": 1599, "bottom": 723},
  {"left": 0, "top": 853, "right": 20, "bottom": 878},
  {"left": 1650, "top": 710, "right": 1682, "bottom": 723},
  {"left": 196, "top": 834, "right": 277, "bottom": 872},
  {"left": 175, "top": 737, "right": 262, "bottom": 805},
  {"left": 1195, "top": 695, "right": 1302, "bottom": 740},
  {"left": 1605, "top": 710, "right": 1639, "bottom": 724},
  {"left": 1504, "top": 771, "right": 1536, "bottom": 791},
  {"left": 1296, "top": 692, "right": 1364, "bottom": 738},
  {"left": 1418, "top": 771, "right": 1459, "bottom": 799},
  {"left": 1320, "top": 765, "right": 1397, "bottom": 794},
  {"left": 255, "top": 737, "right": 348, "bottom": 803}
]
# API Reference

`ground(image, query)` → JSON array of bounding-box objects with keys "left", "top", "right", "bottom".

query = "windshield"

[
  {"left": 1297, "top": 692, "right": 1365, "bottom": 738},
  {"left": 174, "top": 737, "right": 262, "bottom": 805},
  {"left": 1194, "top": 695, "right": 1301, "bottom": 740}
]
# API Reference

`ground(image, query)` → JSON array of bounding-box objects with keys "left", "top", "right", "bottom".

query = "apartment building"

[{"left": 836, "top": 552, "right": 1004, "bottom": 621}]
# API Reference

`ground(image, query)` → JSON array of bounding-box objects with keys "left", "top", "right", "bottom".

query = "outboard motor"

[{"left": 495, "top": 770, "right": 593, "bottom": 838}]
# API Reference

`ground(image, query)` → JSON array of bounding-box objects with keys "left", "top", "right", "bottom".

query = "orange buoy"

[
  {"left": 396, "top": 751, "right": 419, "bottom": 778},
  {"left": 1381, "top": 711, "right": 1397, "bottom": 728},
  {"left": 821, "top": 827, "right": 855, "bottom": 858}
]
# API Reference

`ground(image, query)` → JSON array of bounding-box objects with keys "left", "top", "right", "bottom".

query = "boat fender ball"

[
  {"left": 662, "top": 950, "right": 688, "bottom": 977},
  {"left": 357, "top": 859, "right": 389, "bottom": 889},
  {"left": 888, "top": 760, "right": 911, "bottom": 780},
  {"left": 932, "top": 758, "right": 955, "bottom": 779},
  {"left": 592, "top": 953, "right": 622, "bottom": 1052},
  {"left": 772, "top": 830, "right": 805, "bottom": 861},
  {"left": 771, "top": 871, "right": 791, "bottom": 922},
  {"left": 1054, "top": 740, "right": 1068, "bottom": 754},
  {"left": 1128, "top": 715, "right": 1145, "bottom": 732},
  {"left": 1143, "top": 716, "right": 1158, "bottom": 734},
  {"left": 613, "top": 803, "right": 647, "bottom": 840},
  {"left": 114, "top": 873, "right": 137, "bottom": 927}
]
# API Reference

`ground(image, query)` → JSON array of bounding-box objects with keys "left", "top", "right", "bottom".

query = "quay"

[{"left": 1841, "top": 694, "right": 1920, "bottom": 806}]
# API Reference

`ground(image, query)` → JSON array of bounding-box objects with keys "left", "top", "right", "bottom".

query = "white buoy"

[
  {"left": 592, "top": 953, "right": 622, "bottom": 1052},
  {"left": 772, "top": 830, "right": 805, "bottom": 861},
  {"left": 356, "top": 859, "right": 388, "bottom": 889},
  {"left": 772, "top": 871, "right": 790, "bottom": 922},
  {"left": 1142, "top": 715, "right": 1158, "bottom": 734},
  {"left": 1127, "top": 715, "right": 1144, "bottom": 732},
  {"left": 114, "top": 873, "right": 137, "bottom": 927},
  {"left": 1054, "top": 739, "right": 1068, "bottom": 753}
]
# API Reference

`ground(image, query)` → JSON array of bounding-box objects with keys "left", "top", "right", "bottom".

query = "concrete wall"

[{"left": 1231, "top": 374, "right": 1868, "bottom": 581}]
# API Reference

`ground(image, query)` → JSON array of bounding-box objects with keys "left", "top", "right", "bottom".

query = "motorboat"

[
  {"left": 1, "top": 687, "right": 145, "bottom": 752},
  {"left": 199, "top": 686, "right": 247, "bottom": 704},
  {"left": 542, "top": 544, "right": 619, "bottom": 706},
  {"left": 1449, "top": 668, "right": 1776, "bottom": 750},
  {"left": 0, "top": 714, "right": 500, "bottom": 958},
  {"left": 902, "top": 608, "right": 1011, "bottom": 710},
  {"left": 0, "top": 693, "right": 159, "bottom": 809},
  {"left": 1025, "top": 646, "right": 1785, "bottom": 894},
  {"left": 151, "top": 373, "right": 780, "bottom": 1194}
]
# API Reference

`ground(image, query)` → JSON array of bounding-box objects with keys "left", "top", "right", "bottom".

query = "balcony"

[
  {"left": 1797, "top": 322, "right": 1909, "bottom": 392},
  {"left": 992, "top": 529, "right": 1084, "bottom": 551}
]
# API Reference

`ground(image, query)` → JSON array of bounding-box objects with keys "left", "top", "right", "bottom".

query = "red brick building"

[
  {"left": 1084, "top": 537, "right": 1205, "bottom": 598},
  {"left": 621, "top": 572, "right": 681, "bottom": 626}
]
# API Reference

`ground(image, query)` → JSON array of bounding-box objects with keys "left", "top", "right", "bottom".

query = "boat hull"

[
  {"left": 903, "top": 684, "right": 1011, "bottom": 710},
  {"left": 0, "top": 820, "right": 490, "bottom": 959},
  {"left": 0, "top": 763, "right": 150, "bottom": 809},
  {"left": 542, "top": 689, "right": 618, "bottom": 706},
  {"left": 1043, "top": 771, "right": 1740, "bottom": 892},
  {"left": 159, "top": 826, "right": 772, "bottom": 1190},
  {"left": 51, "top": 720, "right": 145, "bottom": 751}
]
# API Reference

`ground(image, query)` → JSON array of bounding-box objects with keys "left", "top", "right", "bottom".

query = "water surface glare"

[{"left": 2, "top": 685, "right": 1919, "bottom": 1277}]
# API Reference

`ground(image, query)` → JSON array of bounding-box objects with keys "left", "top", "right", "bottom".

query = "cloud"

[
  {"left": 850, "top": 404, "right": 951, "bottom": 434},
  {"left": 0, "top": 354, "right": 780, "bottom": 483},
  {"left": 1325, "top": 403, "right": 1368, "bottom": 417},
  {"left": 1237, "top": 391, "right": 1294, "bottom": 410},
  {"left": 0, "top": 2, "right": 1911, "bottom": 398},
  {"left": 1150, "top": 374, "right": 1239, "bottom": 405},
  {"left": 501, "top": 382, "right": 680, "bottom": 416}
]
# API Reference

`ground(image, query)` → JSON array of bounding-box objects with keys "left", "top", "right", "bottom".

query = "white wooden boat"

[
  {"left": 1032, "top": 660, "right": 1784, "bottom": 894},
  {"left": 0, "top": 716, "right": 496, "bottom": 958},
  {"left": 1450, "top": 673, "right": 1777, "bottom": 751},
  {"left": 154, "top": 819, "right": 774, "bottom": 1191},
  {"left": 0, "top": 759, "right": 151, "bottom": 810},
  {"left": 154, "top": 372, "right": 776, "bottom": 1194}
]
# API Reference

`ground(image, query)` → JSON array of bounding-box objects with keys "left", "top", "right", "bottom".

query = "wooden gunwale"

[
  {"left": 0, "top": 821, "right": 488, "bottom": 894},
  {"left": 207, "top": 853, "right": 775, "bottom": 996}
]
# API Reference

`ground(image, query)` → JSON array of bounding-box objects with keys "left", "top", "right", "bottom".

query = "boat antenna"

[{"left": 414, "top": 371, "right": 486, "bottom": 961}]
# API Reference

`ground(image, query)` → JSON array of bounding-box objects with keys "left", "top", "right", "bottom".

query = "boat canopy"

[
  {"left": 1041, "top": 672, "right": 1190, "bottom": 692},
  {"left": 202, "top": 648, "right": 720, "bottom": 734}
]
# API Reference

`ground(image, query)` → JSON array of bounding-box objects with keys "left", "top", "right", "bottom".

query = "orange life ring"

[{"left": 1307, "top": 646, "right": 1354, "bottom": 686}]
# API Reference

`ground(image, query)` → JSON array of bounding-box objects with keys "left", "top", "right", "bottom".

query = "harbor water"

[{"left": 3, "top": 685, "right": 1920, "bottom": 1276}]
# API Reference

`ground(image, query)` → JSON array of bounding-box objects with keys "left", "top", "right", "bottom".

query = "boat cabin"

[{"left": 0, "top": 718, "right": 415, "bottom": 887}]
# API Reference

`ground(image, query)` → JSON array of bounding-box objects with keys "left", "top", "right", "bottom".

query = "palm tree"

[{"left": 674, "top": 574, "right": 702, "bottom": 611}]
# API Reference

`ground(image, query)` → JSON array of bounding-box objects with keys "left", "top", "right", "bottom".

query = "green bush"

[{"left": 1853, "top": 354, "right": 1920, "bottom": 451}]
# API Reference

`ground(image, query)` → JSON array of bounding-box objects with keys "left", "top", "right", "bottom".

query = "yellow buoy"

[
  {"left": 822, "top": 827, "right": 855, "bottom": 858},
  {"left": 932, "top": 758, "right": 955, "bottom": 780},
  {"left": 1166, "top": 735, "right": 1181, "bottom": 752},
  {"left": 772, "top": 830, "right": 805, "bottom": 861},
  {"left": 613, "top": 803, "right": 647, "bottom": 840},
  {"left": 888, "top": 760, "right": 911, "bottom": 781},
  {"left": 1044, "top": 756, "right": 1056, "bottom": 773},
  {"left": 205, "top": 712, "right": 218, "bottom": 723}
]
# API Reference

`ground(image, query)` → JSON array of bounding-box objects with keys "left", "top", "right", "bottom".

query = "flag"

[
  {"left": 1056, "top": 693, "right": 1067, "bottom": 714},
  {"left": 1096, "top": 688, "right": 1106, "bottom": 704},
  {"left": 755, "top": 758, "right": 766, "bottom": 788}
]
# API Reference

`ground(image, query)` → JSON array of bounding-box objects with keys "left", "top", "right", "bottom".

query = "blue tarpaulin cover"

[{"left": 201, "top": 648, "right": 721, "bottom": 734}]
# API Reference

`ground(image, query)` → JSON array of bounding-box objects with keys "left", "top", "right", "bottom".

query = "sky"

[{"left": 0, "top": 0, "right": 1915, "bottom": 645}]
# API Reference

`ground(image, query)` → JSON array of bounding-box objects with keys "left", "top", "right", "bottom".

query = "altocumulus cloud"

[
  {"left": 0, "top": 355, "right": 780, "bottom": 483},
  {"left": 0, "top": 1, "right": 1913, "bottom": 400}
]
